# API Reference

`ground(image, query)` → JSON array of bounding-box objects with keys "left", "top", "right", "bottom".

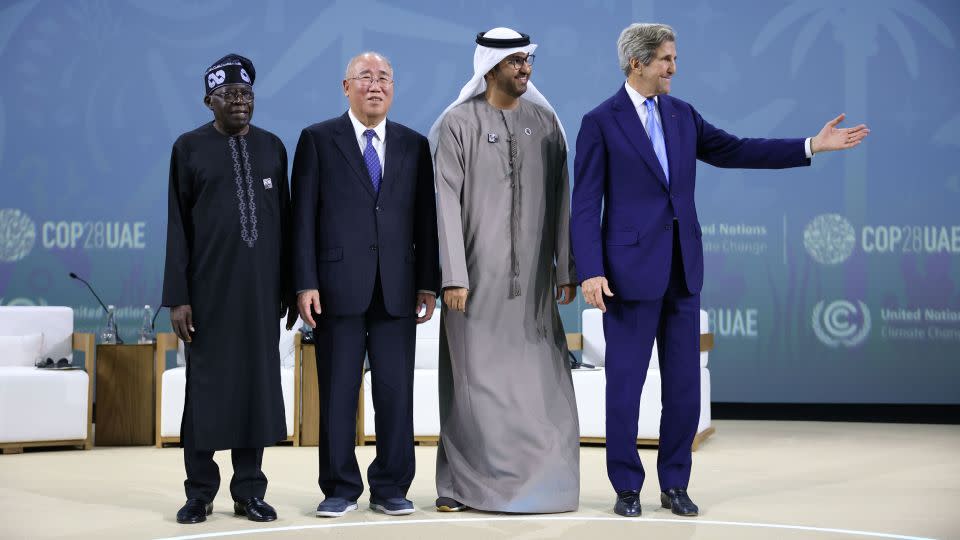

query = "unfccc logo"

[
  {"left": 803, "top": 214, "right": 856, "bottom": 265},
  {"left": 0, "top": 208, "right": 36, "bottom": 262},
  {"left": 812, "top": 300, "right": 871, "bottom": 347}
]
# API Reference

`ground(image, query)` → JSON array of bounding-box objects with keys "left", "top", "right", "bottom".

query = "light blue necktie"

[
  {"left": 363, "top": 129, "right": 382, "bottom": 193},
  {"left": 644, "top": 98, "right": 669, "bottom": 184}
]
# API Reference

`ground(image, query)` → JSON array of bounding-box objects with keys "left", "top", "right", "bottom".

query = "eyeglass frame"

[
  {"left": 211, "top": 89, "right": 255, "bottom": 103},
  {"left": 502, "top": 54, "right": 535, "bottom": 70},
  {"left": 347, "top": 75, "right": 395, "bottom": 89}
]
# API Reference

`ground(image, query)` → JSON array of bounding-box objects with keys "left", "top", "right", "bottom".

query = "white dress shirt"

[
  {"left": 623, "top": 82, "right": 813, "bottom": 158},
  {"left": 347, "top": 108, "right": 386, "bottom": 170}
]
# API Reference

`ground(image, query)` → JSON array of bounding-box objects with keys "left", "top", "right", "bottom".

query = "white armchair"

[
  {"left": 154, "top": 319, "right": 301, "bottom": 447},
  {"left": 358, "top": 308, "right": 714, "bottom": 451},
  {"left": 572, "top": 308, "right": 714, "bottom": 450},
  {"left": 360, "top": 311, "right": 441, "bottom": 445},
  {"left": 0, "top": 306, "right": 94, "bottom": 453}
]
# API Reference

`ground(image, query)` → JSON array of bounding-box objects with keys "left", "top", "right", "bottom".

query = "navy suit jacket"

[
  {"left": 291, "top": 113, "right": 440, "bottom": 317},
  {"left": 571, "top": 86, "right": 810, "bottom": 301}
]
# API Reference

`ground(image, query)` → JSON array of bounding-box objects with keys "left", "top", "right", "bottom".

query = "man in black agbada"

[{"left": 162, "top": 53, "right": 296, "bottom": 524}]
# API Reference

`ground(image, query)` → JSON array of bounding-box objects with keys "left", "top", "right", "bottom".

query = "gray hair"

[
  {"left": 344, "top": 51, "right": 393, "bottom": 79},
  {"left": 617, "top": 23, "right": 675, "bottom": 77}
]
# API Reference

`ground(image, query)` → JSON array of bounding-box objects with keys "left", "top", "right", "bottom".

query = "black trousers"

[
  {"left": 182, "top": 390, "right": 267, "bottom": 503},
  {"left": 314, "top": 274, "right": 416, "bottom": 501}
]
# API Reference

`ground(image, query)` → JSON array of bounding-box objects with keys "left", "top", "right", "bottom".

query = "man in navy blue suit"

[
  {"left": 570, "top": 23, "right": 869, "bottom": 517},
  {"left": 291, "top": 51, "right": 440, "bottom": 518}
]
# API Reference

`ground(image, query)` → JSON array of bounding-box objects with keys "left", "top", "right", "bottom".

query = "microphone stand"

[
  {"left": 69, "top": 272, "right": 124, "bottom": 344},
  {"left": 568, "top": 350, "right": 595, "bottom": 370},
  {"left": 151, "top": 305, "right": 163, "bottom": 333}
]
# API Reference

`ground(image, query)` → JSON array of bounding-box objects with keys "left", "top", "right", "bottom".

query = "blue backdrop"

[{"left": 1, "top": 0, "right": 958, "bottom": 403}]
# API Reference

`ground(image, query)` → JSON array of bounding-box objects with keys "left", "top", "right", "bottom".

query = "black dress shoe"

[
  {"left": 234, "top": 497, "right": 277, "bottom": 522},
  {"left": 176, "top": 499, "right": 213, "bottom": 524},
  {"left": 660, "top": 488, "right": 699, "bottom": 516},
  {"left": 435, "top": 496, "right": 468, "bottom": 512},
  {"left": 613, "top": 490, "right": 641, "bottom": 517}
]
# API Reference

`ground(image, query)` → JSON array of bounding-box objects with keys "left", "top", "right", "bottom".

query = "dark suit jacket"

[
  {"left": 291, "top": 113, "right": 440, "bottom": 317},
  {"left": 571, "top": 86, "right": 810, "bottom": 300}
]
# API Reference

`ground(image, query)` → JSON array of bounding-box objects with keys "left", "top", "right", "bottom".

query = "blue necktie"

[
  {"left": 363, "top": 129, "right": 382, "bottom": 193},
  {"left": 644, "top": 98, "right": 669, "bottom": 184}
]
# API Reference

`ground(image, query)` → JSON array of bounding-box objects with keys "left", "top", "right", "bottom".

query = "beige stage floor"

[{"left": 1, "top": 420, "right": 958, "bottom": 540}]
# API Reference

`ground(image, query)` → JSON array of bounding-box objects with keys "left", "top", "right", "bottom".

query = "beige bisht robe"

[{"left": 433, "top": 95, "right": 579, "bottom": 513}]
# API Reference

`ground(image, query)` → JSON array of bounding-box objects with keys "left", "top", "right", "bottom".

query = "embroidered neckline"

[{"left": 228, "top": 136, "right": 258, "bottom": 247}]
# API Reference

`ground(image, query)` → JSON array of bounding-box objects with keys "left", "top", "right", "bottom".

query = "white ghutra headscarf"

[{"left": 428, "top": 27, "right": 567, "bottom": 155}]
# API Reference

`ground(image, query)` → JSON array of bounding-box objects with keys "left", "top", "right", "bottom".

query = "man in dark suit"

[
  {"left": 570, "top": 24, "right": 869, "bottom": 518},
  {"left": 291, "top": 51, "right": 440, "bottom": 518}
]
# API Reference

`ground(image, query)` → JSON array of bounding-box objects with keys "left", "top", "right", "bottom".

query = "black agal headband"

[{"left": 475, "top": 31, "right": 531, "bottom": 48}]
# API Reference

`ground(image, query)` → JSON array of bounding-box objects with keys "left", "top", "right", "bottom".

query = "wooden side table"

[
  {"left": 298, "top": 340, "right": 364, "bottom": 447},
  {"left": 299, "top": 342, "right": 319, "bottom": 446},
  {"left": 95, "top": 344, "right": 155, "bottom": 446}
]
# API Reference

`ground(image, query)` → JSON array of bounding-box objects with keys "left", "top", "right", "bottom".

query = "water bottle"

[
  {"left": 138, "top": 304, "right": 156, "bottom": 344},
  {"left": 100, "top": 305, "right": 118, "bottom": 344}
]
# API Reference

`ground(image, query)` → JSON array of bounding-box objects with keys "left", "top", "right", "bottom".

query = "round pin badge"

[{"left": 524, "top": 128, "right": 532, "bottom": 135}]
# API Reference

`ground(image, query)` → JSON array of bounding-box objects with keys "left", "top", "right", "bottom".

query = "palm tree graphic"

[{"left": 752, "top": 0, "right": 954, "bottom": 226}]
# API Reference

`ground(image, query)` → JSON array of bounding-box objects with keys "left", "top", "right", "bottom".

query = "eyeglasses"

[
  {"left": 348, "top": 75, "right": 394, "bottom": 89},
  {"left": 212, "top": 89, "right": 255, "bottom": 103},
  {"left": 503, "top": 54, "right": 535, "bottom": 70},
  {"left": 36, "top": 357, "right": 72, "bottom": 369}
]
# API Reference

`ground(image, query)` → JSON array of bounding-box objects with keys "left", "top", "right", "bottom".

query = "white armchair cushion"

[
  {"left": 0, "top": 367, "right": 89, "bottom": 443},
  {"left": 362, "top": 312, "right": 443, "bottom": 438},
  {"left": 279, "top": 319, "right": 300, "bottom": 369},
  {"left": 363, "top": 369, "right": 440, "bottom": 437},
  {"left": 576, "top": 307, "right": 713, "bottom": 441},
  {"left": 582, "top": 308, "right": 709, "bottom": 370},
  {"left": 574, "top": 368, "right": 669, "bottom": 440},
  {"left": 176, "top": 319, "right": 300, "bottom": 368},
  {"left": 0, "top": 333, "right": 43, "bottom": 367},
  {"left": 698, "top": 368, "right": 712, "bottom": 433},
  {"left": 162, "top": 317, "right": 301, "bottom": 439},
  {"left": 0, "top": 306, "right": 74, "bottom": 362},
  {"left": 361, "top": 307, "right": 712, "bottom": 443},
  {"left": 280, "top": 365, "right": 295, "bottom": 436},
  {"left": 160, "top": 367, "right": 186, "bottom": 438},
  {"left": 414, "top": 338, "right": 440, "bottom": 370},
  {"left": 162, "top": 366, "right": 295, "bottom": 439},
  {"left": 573, "top": 366, "right": 711, "bottom": 440},
  {"left": 414, "top": 312, "right": 441, "bottom": 369},
  {"left": 582, "top": 308, "right": 605, "bottom": 367},
  {"left": 571, "top": 368, "right": 605, "bottom": 437}
]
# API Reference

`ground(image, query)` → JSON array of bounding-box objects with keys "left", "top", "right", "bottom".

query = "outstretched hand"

[{"left": 811, "top": 113, "right": 870, "bottom": 154}]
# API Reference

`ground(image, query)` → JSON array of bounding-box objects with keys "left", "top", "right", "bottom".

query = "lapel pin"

[
  {"left": 524, "top": 127, "right": 533, "bottom": 136},
  {"left": 262, "top": 178, "right": 273, "bottom": 189},
  {"left": 488, "top": 133, "right": 499, "bottom": 143}
]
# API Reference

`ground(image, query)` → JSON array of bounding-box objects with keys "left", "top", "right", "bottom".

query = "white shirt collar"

[
  {"left": 624, "top": 81, "right": 658, "bottom": 111},
  {"left": 347, "top": 109, "right": 386, "bottom": 142}
]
